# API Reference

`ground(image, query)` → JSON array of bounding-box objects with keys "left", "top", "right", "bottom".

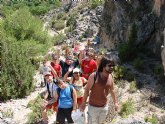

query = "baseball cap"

[
  {"left": 73, "top": 68, "right": 80, "bottom": 73},
  {"left": 66, "top": 56, "right": 73, "bottom": 60},
  {"left": 43, "top": 71, "right": 52, "bottom": 76}
]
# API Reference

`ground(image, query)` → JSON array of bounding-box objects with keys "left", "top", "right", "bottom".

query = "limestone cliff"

[{"left": 100, "top": 0, "right": 165, "bottom": 73}]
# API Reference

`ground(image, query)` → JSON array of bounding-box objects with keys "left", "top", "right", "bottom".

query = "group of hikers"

[{"left": 39, "top": 40, "right": 118, "bottom": 124}]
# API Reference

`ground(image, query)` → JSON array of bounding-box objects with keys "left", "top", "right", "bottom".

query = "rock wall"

[
  {"left": 100, "top": 0, "right": 165, "bottom": 58},
  {"left": 162, "top": 29, "right": 165, "bottom": 75}
]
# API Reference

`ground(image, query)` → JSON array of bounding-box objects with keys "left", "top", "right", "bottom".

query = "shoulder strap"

[
  {"left": 57, "top": 88, "right": 61, "bottom": 103},
  {"left": 67, "top": 84, "right": 73, "bottom": 99},
  {"left": 46, "top": 82, "right": 51, "bottom": 98},
  {"left": 94, "top": 71, "right": 97, "bottom": 84},
  {"left": 91, "top": 71, "right": 97, "bottom": 90}
]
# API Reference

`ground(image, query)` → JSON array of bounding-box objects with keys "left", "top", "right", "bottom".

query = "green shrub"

[
  {"left": 113, "top": 66, "right": 127, "bottom": 80},
  {"left": 90, "top": 0, "right": 104, "bottom": 9},
  {"left": 52, "top": 20, "right": 65, "bottom": 30},
  {"left": 0, "top": 0, "right": 62, "bottom": 16},
  {"left": 153, "top": 64, "right": 164, "bottom": 76},
  {"left": 64, "top": 25, "right": 73, "bottom": 34},
  {"left": 53, "top": 33, "right": 66, "bottom": 45},
  {"left": 27, "top": 96, "right": 43, "bottom": 124},
  {"left": 57, "top": 12, "right": 67, "bottom": 20},
  {"left": 118, "top": 23, "right": 138, "bottom": 62},
  {"left": 120, "top": 98, "right": 135, "bottom": 118},
  {"left": 132, "top": 57, "right": 144, "bottom": 71},
  {"left": 144, "top": 115, "right": 158, "bottom": 124},
  {"left": 99, "top": 47, "right": 107, "bottom": 55},
  {"left": 129, "top": 80, "right": 137, "bottom": 93},
  {"left": 124, "top": 70, "right": 135, "bottom": 81},
  {"left": 2, "top": 108, "right": 13, "bottom": 118},
  {"left": 66, "top": 15, "right": 76, "bottom": 27},
  {"left": 0, "top": 8, "right": 52, "bottom": 101},
  {"left": 30, "top": 5, "right": 48, "bottom": 15}
]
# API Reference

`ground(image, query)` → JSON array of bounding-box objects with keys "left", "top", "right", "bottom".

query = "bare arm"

[
  {"left": 48, "top": 64, "right": 59, "bottom": 79},
  {"left": 72, "top": 88, "right": 77, "bottom": 110},
  {"left": 54, "top": 90, "right": 58, "bottom": 102},
  {"left": 78, "top": 50, "right": 84, "bottom": 65},
  {"left": 109, "top": 77, "right": 118, "bottom": 111},
  {"left": 63, "top": 67, "right": 73, "bottom": 82},
  {"left": 80, "top": 73, "right": 95, "bottom": 111}
]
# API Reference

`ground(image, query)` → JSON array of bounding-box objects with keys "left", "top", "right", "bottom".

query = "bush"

[
  {"left": 118, "top": 23, "right": 138, "bottom": 62},
  {"left": 153, "top": 64, "right": 164, "bottom": 76},
  {"left": 52, "top": 20, "right": 65, "bottom": 30},
  {"left": 120, "top": 98, "right": 135, "bottom": 118},
  {"left": 57, "top": 12, "right": 67, "bottom": 20},
  {"left": 0, "top": 8, "right": 52, "bottom": 101},
  {"left": 124, "top": 70, "right": 135, "bottom": 81},
  {"left": 53, "top": 33, "right": 66, "bottom": 45},
  {"left": 113, "top": 66, "right": 127, "bottom": 80},
  {"left": 27, "top": 96, "right": 43, "bottom": 124},
  {"left": 90, "top": 0, "right": 104, "bottom": 9},
  {"left": 144, "top": 115, "right": 158, "bottom": 124},
  {"left": 0, "top": 0, "right": 62, "bottom": 16},
  {"left": 129, "top": 80, "right": 137, "bottom": 93},
  {"left": 30, "top": 5, "right": 49, "bottom": 15},
  {"left": 66, "top": 14, "right": 76, "bottom": 27},
  {"left": 132, "top": 57, "right": 144, "bottom": 71}
]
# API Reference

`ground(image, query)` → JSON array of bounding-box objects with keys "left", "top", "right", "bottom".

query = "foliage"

[
  {"left": 132, "top": 57, "right": 144, "bottom": 71},
  {"left": 99, "top": 47, "right": 107, "bottom": 55},
  {"left": 53, "top": 33, "right": 66, "bottom": 45},
  {"left": 64, "top": 26, "right": 73, "bottom": 34},
  {"left": 113, "top": 66, "right": 127, "bottom": 80},
  {"left": 90, "top": 0, "right": 104, "bottom": 9},
  {"left": 0, "top": 0, "right": 62, "bottom": 16},
  {"left": 0, "top": 8, "right": 52, "bottom": 100},
  {"left": 66, "top": 14, "right": 76, "bottom": 27},
  {"left": 2, "top": 108, "right": 13, "bottom": 118},
  {"left": 30, "top": 5, "right": 49, "bottom": 15},
  {"left": 57, "top": 12, "right": 67, "bottom": 20},
  {"left": 144, "top": 115, "right": 158, "bottom": 124},
  {"left": 129, "top": 80, "right": 137, "bottom": 93},
  {"left": 27, "top": 96, "right": 43, "bottom": 124},
  {"left": 124, "top": 70, "right": 135, "bottom": 82},
  {"left": 120, "top": 98, "right": 135, "bottom": 118},
  {"left": 153, "top": 64, "right": 164, "bottom": 76},
  {"left": 118, "top": 23, "right": 138, "bottom": 62},
  {"left": 52, "top": 20, "right": 65, "bottom": 30}
]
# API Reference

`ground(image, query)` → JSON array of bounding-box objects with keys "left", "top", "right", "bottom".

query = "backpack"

[
  {"left": 56, "top": 84, "right": 73, "bottom": 103},
  {"left": 46, "top": 82, "right": 52, "bottom": 100},
  {"left": 46, "top": 79, "right": 57, "bottom": 100}
]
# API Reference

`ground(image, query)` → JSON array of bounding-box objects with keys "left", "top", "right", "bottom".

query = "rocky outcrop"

[
  {"left": 100, "top": 0, "right": 165, "bottom": 59},
  {"left": 162, "top": 29, "right": 165, "bottom": 75}
]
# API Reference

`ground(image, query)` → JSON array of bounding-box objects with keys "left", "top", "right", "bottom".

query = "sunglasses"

[
  {"left": 107, "top": 64, "right": 115, "bottom": 68},
  {"left": 73, "top": 72, "right": 79, "bottom": 74}
]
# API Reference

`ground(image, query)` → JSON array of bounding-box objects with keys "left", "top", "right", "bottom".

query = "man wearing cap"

[
  {"left": 41, "top": 71, "right": 58, "bottom": 124},
  {"left": 80, "top": 51, "right": 97, "bottom": 80}
]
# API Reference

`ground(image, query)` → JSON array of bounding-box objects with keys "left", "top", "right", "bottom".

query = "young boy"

[
  {"left": 41, "top": 71, "right": 58, "bottom": 124},
  {"left": 55, "top": 79, "right": 77, "bottom": 124}
]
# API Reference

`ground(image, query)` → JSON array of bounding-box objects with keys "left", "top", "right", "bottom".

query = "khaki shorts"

[{"left": 88, "top": 104, "right": 108, "bottom": 124}]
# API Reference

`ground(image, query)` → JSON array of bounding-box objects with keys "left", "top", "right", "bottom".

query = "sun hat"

[{"left": 73, "top": 68, "right": 80, "bottom": 73}]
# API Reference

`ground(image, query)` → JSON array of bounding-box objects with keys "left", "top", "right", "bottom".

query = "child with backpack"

[
  {"left": 55, "top": 79, "right": 77, "bottom": 124},
  {"left": 41, "top": 71, "right": 58, "bottom": 124}
]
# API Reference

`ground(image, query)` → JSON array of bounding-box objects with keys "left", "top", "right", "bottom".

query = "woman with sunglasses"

[{"left": 64, "top": 67, "right": 87, "bottom": 108}]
